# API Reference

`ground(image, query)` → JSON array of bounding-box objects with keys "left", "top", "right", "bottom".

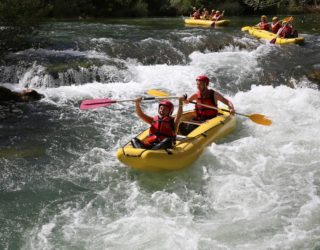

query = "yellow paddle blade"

[
  {"left": 283, "top": 16, "right": 293, "bottom": 22},
  {"left": 241, "top": 26, "right": 250, "bottom": 31},
  {"left": 247, "top": 114, "right": 272, "bottom": 126},
  {"left": 147, "top": 89, "right": 169, "bottom": 97}
]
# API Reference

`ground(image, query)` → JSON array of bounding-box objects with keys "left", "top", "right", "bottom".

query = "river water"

[{"left": 1, "top": 16, "right": 320, "bottom": 250}]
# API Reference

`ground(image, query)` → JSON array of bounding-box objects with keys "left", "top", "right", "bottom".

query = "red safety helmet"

[
  {"left": 159, "top": 100, "right": 174, "bottom": 115},
  {"left": 196, "top": 75, "right": 209, "bottom": 85}
]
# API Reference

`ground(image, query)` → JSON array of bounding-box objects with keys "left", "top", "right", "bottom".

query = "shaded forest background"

[{"left": 0, "top": 0, "right": 319, "bottom": 56}]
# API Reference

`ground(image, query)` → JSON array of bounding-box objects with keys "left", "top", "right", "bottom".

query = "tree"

[{"left": 0, "top": 0, "right": 50, "bottom": 56}]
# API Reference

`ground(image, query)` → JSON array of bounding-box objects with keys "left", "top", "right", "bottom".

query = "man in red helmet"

[
  {"left": 186, "top": 75, "right": 234, "bottom": 120},
  {"left": 131, "top": 96, "right": 184, "bottom": 149}
]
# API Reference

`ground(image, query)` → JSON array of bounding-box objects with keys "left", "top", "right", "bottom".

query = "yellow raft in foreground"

[
  {"left": 184, "top": 18, "right": 230, "bottom": 27},
  {"left": 116, "top": 110, "right": 236, "bottom": 171},
  {"left": 241, "top": 26, "right": 304, "bottom": 45}
]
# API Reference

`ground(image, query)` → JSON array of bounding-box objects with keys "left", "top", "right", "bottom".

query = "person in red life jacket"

[
  {"left": 131, "top": 97, "right": 184, "bottom": 150},
  {"left": 210, "top": 9, "right": 216, "bottom": 19},
  {"left": 190, "top": 6, "right": 196, "bottom": 17},
  {"left": 202, "top": 8, "right": 210, "bottom": 20},
  {"left": 193, "top": 9, "right": 201, "bottom": 19},
  {"left": 256, "top": 15, "right": 270, "bottom": 31},
  {"left": 185, "top": 75, "right": 234, "bottom": 121},
  {"left": 278, "top": 20, "right": 298, "bottom": 38},
  {"left": 271, "top": 17, "right": 282, "bottom": 34},
  {"left": 211, "top": 10, "right": 224, "bottom": 21}
]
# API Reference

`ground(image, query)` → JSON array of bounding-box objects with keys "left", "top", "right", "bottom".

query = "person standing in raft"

[
  {"left": 256, "top": 15, "right": 270, "bottom": 31},
  {"left": 131, "top": 97, "right": 184, "bottom": 150}
]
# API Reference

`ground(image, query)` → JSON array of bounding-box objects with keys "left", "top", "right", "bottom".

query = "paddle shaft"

[
  {"left": 83, "top": 96, "right": 179, "bottom": 106},
  {"left": 189, "top": 101, "right": 248, "bottom": 117}
]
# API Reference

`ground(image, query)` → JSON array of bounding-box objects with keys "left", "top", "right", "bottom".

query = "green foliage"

[
  {"left": 0, "top": 0, "right": 48, "bottom": 26},
  {"left": 0, "top": 0, "right": 50, "bottom": 56},
  {"left": 169, "top": 0, "right": 192, "bottom": 14}
]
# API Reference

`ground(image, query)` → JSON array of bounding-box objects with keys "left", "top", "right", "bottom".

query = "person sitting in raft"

[
  {"left": 210, "top": 9, "right": 216, "bottom": 19},
  {"left": 201, "top": 8, "right": 210, "bottom": 20},
  {"left": 271, "top": 17, "right": 282, "bottom": 34},
  {"left": 278, "top": 20, "right": 298, "bottom": 38},
  {"left": 256, "top": 15, "right": 270, "bottom": 31},
  {"left": 192, "top": 9, "right": 201, "bottom": 19},
  {"left": 190, "top": 6, "right": 197, "bottom": 17},
  {"left": 179, "top": 75, "right": 234, "bottom": 135},
  {"left": 131, "top": 97, "right": 184, "bottom": 150},
  {"left": 0, "top": 86, "right": 44, "bottom": 102},
  {"left": 184, "top": 75, "right": 234, "bottom": 121},
  {"left": 211, "top": 10, "right": 224, "bottom": 21}
]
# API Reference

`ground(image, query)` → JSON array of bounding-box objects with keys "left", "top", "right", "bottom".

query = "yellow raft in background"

[
  {"left": 116, "top": 110, "right": 236, "bottom": 171},
  {"left": 184, "top": 18, "right": 231, "bottom": 27},
  {"left": 241, "top": 26, "right": 304, "bottom": 45}
]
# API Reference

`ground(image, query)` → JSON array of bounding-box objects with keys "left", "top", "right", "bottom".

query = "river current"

[{"left": 1, "top": 16, "right": 320, "bottom": 250}]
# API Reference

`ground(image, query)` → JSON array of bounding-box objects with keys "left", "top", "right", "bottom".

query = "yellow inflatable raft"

[
  {"left": 184, "top": 18, "right": 230, "bottom": 27},
  {"left": 116, "top": 110, "right": 236, "bottom": 171},
  {"left": 241, "top": 26, "right": 304, "bottom": 45}
]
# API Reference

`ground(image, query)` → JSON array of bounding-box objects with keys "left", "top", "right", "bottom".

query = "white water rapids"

[{"left": 7, "top": 43, "right": 317, "bottom": 250}]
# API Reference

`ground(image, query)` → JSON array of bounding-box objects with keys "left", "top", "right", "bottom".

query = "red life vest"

[
  {"left": 271, "top": 22, "right": 282, "bottom": 33},
  {"left": 193, "top": 12, "right": 201, "bottom": 19},
  {"left": 195, "top": 90, "right": 217, "bottom": 120},
  {"left": 259, "top": 22, "right": 270, "bottom": 31},
  {"left": 280, "top": 25, "right": 293, "bottom": 38},
  {"left": 144, "top": 115, "right": 176, "bottom": 145},
  {"left": 212, "top": 14, "right": 222, "bottom": 21}
]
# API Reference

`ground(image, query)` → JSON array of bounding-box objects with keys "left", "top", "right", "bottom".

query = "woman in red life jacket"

[
  {"left": 256, "top": 15, "right": 270, "bottom": 31},
  {"left": 185, "top": 75, "right": 234, "bottom": 121},
  {"left": 211, "top": 10, "right": 224, "bottom": 21},
  {"left": 131, "top": 96, "right": 184, "bottom": 149},
  {"left": 271, "top": 17, "right": 282, "bottom": 34}
]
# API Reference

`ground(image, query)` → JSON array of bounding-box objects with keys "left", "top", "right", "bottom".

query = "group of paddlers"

[
  {"left": 190, "top": 7, "right": 225, "bottom": 21},
  {"left": 256, "top": 15, "right": 298, "bottom": 38},
  {"left": 131, "top": 76, "right": 234, "bottom": 150}
]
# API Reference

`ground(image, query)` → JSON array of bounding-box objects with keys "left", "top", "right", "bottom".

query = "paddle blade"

[
  {"left": 147, "top": 89, "right": 169, "bottom": 97},
  {"left": 248, "top": 114, "right": 272, "bottom": 126},
  {"left": 241, "top": 26, "right": 250, "bottom": 31},
  {"left": 270, "top": 38, "right": 277, "bottom": 44},
  {"left": 80, "top": 98, "right": 115, "bottom": 110},
  {"left": 283, "top": 16, "right": 293, "bottom": 22}
]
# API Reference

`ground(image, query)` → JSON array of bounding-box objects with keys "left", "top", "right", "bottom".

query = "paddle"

[
  {"left": 80, "top": 95, "right": 179, "bottom": 110},
  {"left": 147, "top": 89, "right": 272, "bottom": 126},
  {"left": 270, "top": 16, "right": 293, "bottom": 44}
]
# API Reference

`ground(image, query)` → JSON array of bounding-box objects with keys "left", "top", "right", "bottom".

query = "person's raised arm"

[
  {"left": 174, "top": 96, "right": 184, "bottom": 127},
  {"left": 214, "top": 92, "right": 235, "bottom": 114},
  {"left": 184, "top": 93, "right": 197, "bottom": 104},
  {"left": 135, "top": 97, "right": 153, "bottom": 125}
]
